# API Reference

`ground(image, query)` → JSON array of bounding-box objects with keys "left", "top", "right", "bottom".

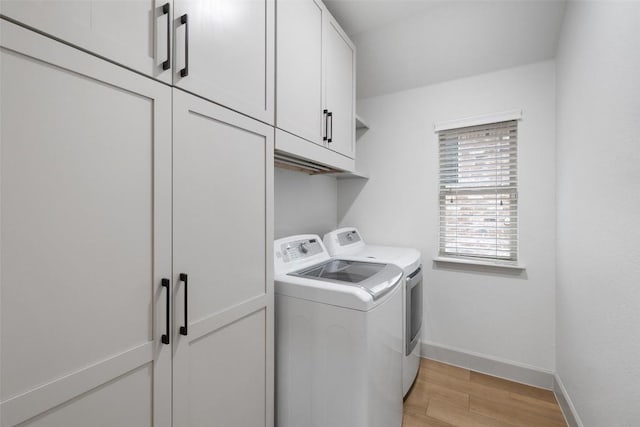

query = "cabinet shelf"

[
  {"left": 328, "top": 170, "right": 369, "bottom": 180},
  {"left": 355, "top": 114, "right": 369, "bottom": 130}
]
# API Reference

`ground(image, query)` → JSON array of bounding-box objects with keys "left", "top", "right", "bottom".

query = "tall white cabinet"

[
  {"left": 0, "top": 20, "right": 172, "bottom": 426},
  {"left": 0, "top": 17, "right": 273, "bottom": 427},
  {"left": 172, "top": 90, "right": 274, "bottom": 426}
]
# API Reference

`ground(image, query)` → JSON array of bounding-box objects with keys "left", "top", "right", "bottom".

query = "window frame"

[{"left": 436, "top": 117, "right": 520, "bottom": 266}]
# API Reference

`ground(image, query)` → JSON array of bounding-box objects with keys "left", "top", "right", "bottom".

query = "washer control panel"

[{"left": 280, "top": 238, "right": 324, "bottom": 262}]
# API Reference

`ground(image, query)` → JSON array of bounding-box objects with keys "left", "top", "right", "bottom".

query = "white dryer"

[
  {"left": 323, "top": 227, "right": 422, "bottom": 397},
  {"left": 274, "top": 234, "right": 403, "bottom": 427}
]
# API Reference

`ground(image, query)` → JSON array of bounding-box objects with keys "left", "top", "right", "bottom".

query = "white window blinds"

[{"left": 438, "top": 120, "right": 518, "bottom": 262}]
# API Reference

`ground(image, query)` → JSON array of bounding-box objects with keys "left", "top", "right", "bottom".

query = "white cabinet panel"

[
  {"left": 0, "top": 0, "right": 172, "bottom": 83},
  {"left": 172, "top": 88, "right": 274, "bottom": 427},
  {"left": 324, "top": 15, "right": 355, "bottom": 159},
  {"left": 188, "top": 309, "right": 268, "bottom": 426},
  {"left": 19, "top": 365, "right": 153, "bottom": 427},
  {"left": 0, "top": 20, "right": 171, "bottom": 426},
  {"left": 173, "top": 0, "right": 274, "bottom": 124},
  {"left": 173, "top": 91, "right": 268, "bottom": 322},
  {"left": 276, "top": 0, "right": 324, "bottom": 145}
]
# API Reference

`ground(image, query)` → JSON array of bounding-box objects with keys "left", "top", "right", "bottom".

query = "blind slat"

[
  {"left": 439, "top": 187, "right": 518, "bottom": 193},
  {"left": 439, "top": 142, "right": 518, "bottom": 151}
]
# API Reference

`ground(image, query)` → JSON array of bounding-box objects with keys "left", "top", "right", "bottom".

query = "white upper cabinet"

[
  {"left": 276, "top": 0, "right": 356, "bottom": 164},
  {"left": 0, "top": 0, "right": 173, "bottom": 84},
  {"left": 324, "top": 14, "right": 355, "bottom": 159},
  {"left": 173, "top": 0, "right": 275, "bottom": 124},
  {"left": 1, "top": 0, "right": 276, "bottom": 122},
  {"left": 276, "top": 0, "right": 324, "bottom": 145}
]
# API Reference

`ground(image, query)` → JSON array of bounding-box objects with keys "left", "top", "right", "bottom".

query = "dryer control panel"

[
  {"left": 337, "top": 229, "right": 361, "bottom": 246},
  {"left": 323, "top": 227, "right": 366, "bottom": 256}
]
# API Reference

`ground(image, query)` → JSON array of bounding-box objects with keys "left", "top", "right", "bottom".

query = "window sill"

[{"left": 433, "top": 256, "right": 526, "bottom": 270}]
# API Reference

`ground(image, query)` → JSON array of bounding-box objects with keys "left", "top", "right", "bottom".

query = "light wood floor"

[{"left": 403, "top": 358, "right": 567, "bottom": 427}]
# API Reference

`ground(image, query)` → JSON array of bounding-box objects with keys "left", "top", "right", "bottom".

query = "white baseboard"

[
  {"left": 553, "top": 374, "right": 584, "bottom": 427},
  {"left": 421, "top": 341, "right": 554, "bottom": 389}
]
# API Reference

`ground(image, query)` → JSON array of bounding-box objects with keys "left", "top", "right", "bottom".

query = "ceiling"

[{"left": 324, "top": 0, "right": 567, "bottom": 98}]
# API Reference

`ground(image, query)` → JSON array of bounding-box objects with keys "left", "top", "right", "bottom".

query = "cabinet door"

[
  {"left": 0, "top": 20, "right": 172, "bottom": 426},
  {"left": 324, "top": 14, "right": 355, "bottom": 159},
  {"left": 172, "top": 89, "right": 274, "bottom": 427},
  {"left": 276, "top": 0, "right": 324, "bottom": 145},
  {"left": 0, "top": 0, "right": 172, "bottom": 84},
  {"left": 173, "top": 0, "right": 275, "bottom": 124}
]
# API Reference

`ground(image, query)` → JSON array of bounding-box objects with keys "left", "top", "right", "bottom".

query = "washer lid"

[{"left": 289, "top": 259, "right": 402, "bottom": 301}]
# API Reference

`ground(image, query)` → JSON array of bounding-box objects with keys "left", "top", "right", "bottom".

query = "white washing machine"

[
  {"left": 274, "top": 234, "right": 403, "bottom": 427},
  {"left": 323, "top": 227, "right": 423, "bottom": 397}
]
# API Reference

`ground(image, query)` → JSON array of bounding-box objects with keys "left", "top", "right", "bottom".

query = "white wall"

[
  {"left": 274, "top": 168, "right": 338, "bottom": 239},
  {"left": 555, "top": 2, "right": 640, "bottom": 425},
  {"left": 339, "top": 61, "right": 557, "bottom": 371}
]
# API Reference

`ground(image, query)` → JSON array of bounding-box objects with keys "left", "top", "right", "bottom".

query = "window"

[{"left": 438, "top": 120, "right": 518, "bottom": 262}]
